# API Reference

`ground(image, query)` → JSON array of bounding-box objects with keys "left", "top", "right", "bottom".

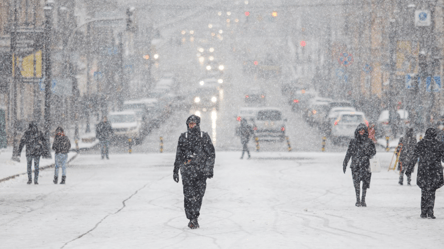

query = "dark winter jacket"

[
  {"left": 413, "top": 128, "right": 444, "bottom": 191},
  {"left": 397, "top": 128, "right": 417, "bottom": 170},
  {"left": 96, "top": 121, "right": 113, "bottom": 141},
  {"left": 52, "top": 127, "right": 71, "bottom": 154},
  {"left": 174, "top": 115, "right": 216, "bottom": 178},
  {"left": 18, "top": 122, "right": 48, "bottom": 157},
  {"left": 343, "top": 124, "right": 377, "bottom": 186},
  {"left": 239, "top": 119, "right": 253, "bottom": 144}
]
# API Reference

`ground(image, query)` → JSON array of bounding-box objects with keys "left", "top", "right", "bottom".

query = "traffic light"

[
  {"left": 254, "top": 61, "right": 258, "bottom": 66},
  {"left": 245, "top": 11, "right": 250, "bottom": 16},
  {"left": 300, "top": 41, "right": 306, "bottom": 47},
  {"left": 271, "top": 11, "right": 278, "bottom": 17}
]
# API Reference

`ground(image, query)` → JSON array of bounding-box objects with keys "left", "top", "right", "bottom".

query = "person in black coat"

[
  {"left": 96, "top": 116, "right": 113, "bottom": 159},
  {"left": 396, "top": 128, "right": 418, "bottom": 185},
  {"left": 239, "top": 119, "right": 253, "bottom": 159},
  {"left": 17, "top": 122, "right": 48, "bottom": 184},
  {"left": 343, "top": 123, "right": 377, "bottom": 207},
  {"left": 173, "top": 115, "right": 215, "bottom": 229},
  {"left": 52, "top": 127, "right": 71, "bottom": 184},
  {"left": 413, "top": 128, "right": 444, "bottom": 219}
]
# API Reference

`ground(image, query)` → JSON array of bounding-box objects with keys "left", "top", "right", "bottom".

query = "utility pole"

[
  {"left": 388, "top": 18, "right": 396, "bottom": 136},
  {"left": 11, "top": 0, "right": 18, "bottom": 159},
  {"left": 118, "top": 32, "right": 124, "bottom": 111},
  {"left": 85, "top": 23, "right": 91, "bottom": 133},
  {"left": 43, "top": 3, "right": 53, "bottom": 159}
]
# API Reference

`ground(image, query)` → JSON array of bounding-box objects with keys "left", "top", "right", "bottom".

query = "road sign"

[
  {"left": 405, "top": 74, "right": 415, "bottom": 89},
  {"left": 426, "top": 76, "right": 441, "bottom": 92},
  {"left": 39, "top": 77, "right": 56, "bottom": 92},
  {"left": 335, "top": 68, "right": 348, "bottom": 83},
  {"left": 415, "top": 10, "right": 431, "bottom": 26},
  {"left": 11, "top": 29, "right": 44, "bottom": 83},
  {"left": 338, "top": 52, "right": 353, "bottom": 66},
  {"left": 363, "top": 64, "right": 373, "bottom": 74},
  {"left": 107, "top": 47, "right": 118, "bottom": 55}
]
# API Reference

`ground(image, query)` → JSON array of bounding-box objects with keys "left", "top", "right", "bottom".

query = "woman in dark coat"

[
  {"left": 413, "top": 128, "right": 444, "bottom": 219},
  {"left": 396, "top": 128, "right": 418, "bottom": 185},
  {"left": 343, "top": 123, "right": 377, "bottom": 207},
  {"left": 17, "top": 122, "right": 48, "bottom": 184}
]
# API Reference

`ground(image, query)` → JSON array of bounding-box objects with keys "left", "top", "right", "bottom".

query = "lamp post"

[{"left": 43, "top": 2, "right": 53, "bottom": 159}]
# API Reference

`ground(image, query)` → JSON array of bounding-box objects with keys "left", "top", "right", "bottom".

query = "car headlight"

[
  {"left": 218, "top": 79, "right": 223, "bottom": 84},
  {"left": 206, "top": 65, "right": 212, "bottom": 70},
  {"left": 211, "top": 96, "right": 217, "bottom": 103},
  {"left": 199, "top": 80, "right": 204, "bottom": 85},
  {"left": 194, "top": 97, "right": 201, "bottom": 103},
  {"left": 218, "top": 65, "right": 224, "bottom": 71}
]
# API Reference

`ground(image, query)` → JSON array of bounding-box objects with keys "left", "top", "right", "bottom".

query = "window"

[
  {"left": 257, "top": 110, "right": 282, "bottom": 121},
  {"left": 108, "top": 115, "right": 136, "bottom": 123},
  {"left": 341, "top": 115, "right": 363, "bottom": 123}
]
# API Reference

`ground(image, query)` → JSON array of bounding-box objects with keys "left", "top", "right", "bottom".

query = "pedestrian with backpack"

[
  {"left": 16, "top": 122, "right": 48, "bottom": 185},
  {"left": 52, "top": 127, "right": 71, "bottom": 184},
  {"left": 173, "top": 115, "right": 216, "bottom": 229}
]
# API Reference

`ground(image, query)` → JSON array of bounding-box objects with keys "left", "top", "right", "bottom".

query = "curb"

[{"left": 0, "top": 153, "right": 79, "bottom": 183}]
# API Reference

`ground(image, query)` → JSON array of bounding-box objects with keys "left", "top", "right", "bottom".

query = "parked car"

[
  {"left": 252, "top": 108, "right": 287, "bottom": 141},
  {"left": 289, "top": 89, "right": 317, "bottom": 112},
  {"left": 376, "top": 109, "right": 409, "bottom": 138},
  {"left": 306, "top": 102, "right": 330, "bottom": 125},
  {"left": 323, "top": 107, "right": 357, "bottom": 134},
  {"left": 330, "top": 111, "right": 368, "bottom": 143},
  {"left": 235, "top": 107, "right": 258, "bottom": 136},
  {"left": 108, "top": 111, "right": 143, "bottom": 144}
]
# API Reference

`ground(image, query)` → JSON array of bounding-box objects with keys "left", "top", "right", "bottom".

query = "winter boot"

[
  {"left": 27, "top": 178, "right": 32, "bottom": 185},
  {"left": 398, "top": 175, "right": 403, "bottom": 185},
  {"left": 361, "top": 189, "right": 367, "bottom": 207},
  {"left": 428, "top": 208, "right": 436, "bottom": 219},
  {"left": 355, "top": 187, "right": 361, "bottom": 207},
  {"left": 53, "top": 176, "right": 58, "bottom": 184},
  {"left": 407, "top": 175, "right": 412, "bottom": 186},
  {"left": 34, "top": 179, "right": 38, "bottom": 185},
  {"left": 60, "top": 176, "right": 66, "bottom": 184},
  {"left": 188, "top": 218, "right": 199, "bottom": 229}
]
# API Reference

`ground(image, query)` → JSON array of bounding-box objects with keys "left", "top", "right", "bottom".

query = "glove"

[
  {"left": 343, "top": 164, "right": 347, "bottom": 174},
  {"left": 206, "top": 168, "right": 214, "bottom": 179},
  {"left": 173, "top": 172, "right": 179, "bottom": 183}
]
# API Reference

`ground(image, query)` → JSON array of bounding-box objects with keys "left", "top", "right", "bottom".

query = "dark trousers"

[
  {"left": 421, "top": 189, "right": 436, "bottom": 215},
  {"left": 26, "top": 156, "right": 40, "bottom": 181},
  {"left": 182, "top": 174, "right": 207, "bottom": 220},
  {"left": 241, "top": 143, "right": 250, "bottom": 158}
]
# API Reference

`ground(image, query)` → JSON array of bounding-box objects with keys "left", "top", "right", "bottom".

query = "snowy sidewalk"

[{"left": 0, "top": 147, "right": 77, "bottom": 182}]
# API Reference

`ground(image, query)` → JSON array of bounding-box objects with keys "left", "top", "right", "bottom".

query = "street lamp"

[{"left": 43, "top": 3, "right": 53, "bottom": 159}]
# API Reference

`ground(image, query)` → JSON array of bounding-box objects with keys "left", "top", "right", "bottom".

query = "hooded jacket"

[
  {"left": 174, "top": 115, "right": 215, "bottom": 177},
  {"left": 96, "top": 120, "right": 113, "bottom": 141},
  {"left": 18, "top": 122, "right": 48, "bottom": 157},
  {"left": 397, "top": 128, "right": 417, "bottom": 167},
  {"left": 414, "top": 128, "right": 444, "bottom": 191},
  {"left": 52, "top": 127, "right": 71, "bottom": 154},
  {"left": 343, "top": 123, "right": 376, "bottom": 174}
]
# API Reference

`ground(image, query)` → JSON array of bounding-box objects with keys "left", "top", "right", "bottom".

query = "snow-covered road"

[{"left": 1, "top": 152, "right": 442, "bottom": 248}]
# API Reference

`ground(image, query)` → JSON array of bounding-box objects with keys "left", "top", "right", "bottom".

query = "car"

[
  {"left": 123, "top": 98, "right": 162, "bottom": 132},
  {"left": 376, "top": 109, "right": 409, "bottom": 138},
  {"left": 252, "top": 108, "right": 287, "bottom": 141},
  {"left": 205, "top": 60, "right": 224, "bottom": 77},
  {"left": 244, "top": 88, "right": 266, "bottom": 106},
  {"left": 306, "top": 102, "right": 330, "bottom": 125},
  {"left": 193, "top": 82, "right": 220, "bottom": 110},
  {"left": 330, "top": 111, "right": 368, "bottom": 143},
  {"left": 108, "top": 111, "right": 143, "bottom": 144},
  {"left": 235, "top": 107, "right": 258, "bottom": 136},
  {"left": 289, "top": 89, "right": 317, "bottom": 112}
]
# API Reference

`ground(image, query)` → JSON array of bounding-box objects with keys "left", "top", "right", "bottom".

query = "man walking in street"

[
  {"left": 239, "top": 119, "right": 253, "bottom": 159},
  {"left": 173, "top": 115, "right": 215, "bottom": 229},
  {"left": 96, "top": 116, "right": 113, "bottom": 159},
  {"left": 16, "top": 122, "right": 48, "bottom": 184}
]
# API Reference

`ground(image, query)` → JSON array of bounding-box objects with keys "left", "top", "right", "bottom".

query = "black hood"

[
  {"left": 354, "top": 123, "right": 369, "bottom": 139},
  {"left": 406, "top": 128, "right": 414, "bottom": 139},
  {"left": 425, "top": 128, "right": 437, "bottom": 139},
  {"left": 28, "top": 121, "right": 39, "bottom": 133},
  {"left": 186, "top": 115, "right": 201, "bottom": 133}
]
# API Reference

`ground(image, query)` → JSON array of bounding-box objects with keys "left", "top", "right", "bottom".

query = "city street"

[{"left": 1, "top": 152, "right": 442, "bottom": 248}]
